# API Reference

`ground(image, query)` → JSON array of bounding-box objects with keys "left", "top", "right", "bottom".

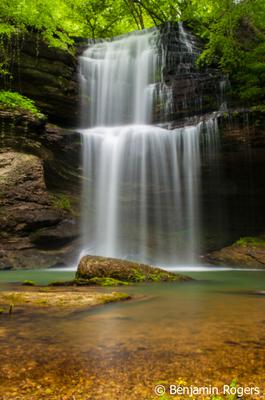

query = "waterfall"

[{"left": 79, "top": 26, "right": 219, "bottom": 266}]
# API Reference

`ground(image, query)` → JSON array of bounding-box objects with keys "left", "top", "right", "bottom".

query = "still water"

[{"left": 0, "top": 269, "right": 265, "bottom": 399}]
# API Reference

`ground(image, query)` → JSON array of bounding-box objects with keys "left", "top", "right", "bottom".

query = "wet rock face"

[
  {"left": 155, "top": 23, "right": 224, "bottom": 123},
  {"left": 0, "top": 150, "right": 79, "bottom": 269},
  {"left": 0, "top": 109, "right": 81, "bottom": 269},
  {"left": 3, "top": 34, "right": 79, "bottom": 127},
  {"left": 0, "top": 109, "right": 81, "bottom": 190},
  {"left": 2, "top": 25, "right": 223, "bottom": 127},
  {"left": 199, "top": 111, "right": 265, "bottom": 255}
]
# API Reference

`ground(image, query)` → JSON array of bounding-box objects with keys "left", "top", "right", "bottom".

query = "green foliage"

[
  {"left": 0, "top": 0, "right": 183, "bottom": 46},
  {"left": 0, "top": 0, "right": 75, "bottom": 49},
  {"left": 251, "top": 105, "right": 265, "bottom": 113},
  {"left": 0, "top": 0, "right": 264, "bottom": 108},
  {"left": 181, "top": 0, "right": 265, "bottom": 107},
  {"left": 0, "top": 90, "right": 44, "bottom": 117}
]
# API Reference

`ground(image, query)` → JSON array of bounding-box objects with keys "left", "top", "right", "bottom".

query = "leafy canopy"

[
  {"left": 0, "top": 90, "right": 44, "bottom": 118},
  {"left": 0, "top": 0, "right": 264, "bottom": 107}
]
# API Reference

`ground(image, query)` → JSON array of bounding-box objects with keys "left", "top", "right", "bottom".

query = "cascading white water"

[
  {"left": 79, "top": 30, "right": 159, "bottom": 126},
  {"left": 79, "top": 27, "right": 219, "bottom": 266}
]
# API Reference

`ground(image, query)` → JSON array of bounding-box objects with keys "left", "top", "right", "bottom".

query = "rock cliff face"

[
  {"left": 0, "top": 32, "right": 82, "bottom": 269},
  {"left": 0, "top": 109, "right": 81, "bottom": 269},
  {"left": 199, "top": 111, "right": 265, "bottom": 260},
  {"left": 155, "top": 23, "right": 224, "bottom": 124},
  {"left": 2, "top": 34, "right": 79, "bottom": 127}
]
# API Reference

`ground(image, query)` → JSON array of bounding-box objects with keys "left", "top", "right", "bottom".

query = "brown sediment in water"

[{"left": 0, "top": 283, "right": 265, "bottom": 400}]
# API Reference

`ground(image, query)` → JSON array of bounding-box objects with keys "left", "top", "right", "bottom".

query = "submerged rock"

[
  {"left": 206, "top": 236, "right": 265, "bottom": 268},
  {"left": 0, "top": 290, "right": 130, "bottom": 309},
  {"left": 76, "top": 255, "right": 191, "bottom": 283}
]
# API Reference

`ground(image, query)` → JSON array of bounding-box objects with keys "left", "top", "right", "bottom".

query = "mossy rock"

[
  {"left": 0, "top": 290, "right": 130, "bottom": 308},
  {"left": 236, "top": 236, "right": 265, "bottom": 247},
  {"left": 88, "top": 277, "right": 130, "bottom": 286},
  {"left": 22, "top": 280, "right": 36, "bottom": 286},
  {"left": 76, "top": 255, "right": 192, "bottom": 283},
  {"left": 206, "top": 234, "right": 265, "bottom": 268}
]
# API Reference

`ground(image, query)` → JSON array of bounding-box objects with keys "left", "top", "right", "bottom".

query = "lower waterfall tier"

[{"left": 81, "top": 120, "right": 218, "bottom": 265}]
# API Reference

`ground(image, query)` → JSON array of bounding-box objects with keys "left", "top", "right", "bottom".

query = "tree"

[{"left": 0, "top": 0, "right": 264, "bottom": 108}]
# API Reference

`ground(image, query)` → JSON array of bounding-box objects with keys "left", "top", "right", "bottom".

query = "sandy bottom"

[{"left": 0, "top": 273, "right": 265, "bottom": 399}]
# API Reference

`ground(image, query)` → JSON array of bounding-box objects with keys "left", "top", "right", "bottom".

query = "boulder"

[
  {"left": 206, "top": 236, "right": 265, "bottom": 268},
  {"left": 76, "top": 255, "right": 191, "bottom": 282}
]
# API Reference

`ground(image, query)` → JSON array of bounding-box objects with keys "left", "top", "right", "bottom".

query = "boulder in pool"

[
  {"left": 206, "top": 235, "right": 265, "bottom": 268},
  {"left": 76, "top": 255, "right": 192, "bottom": 283}
]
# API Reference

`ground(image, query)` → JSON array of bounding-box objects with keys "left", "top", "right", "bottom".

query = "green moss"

[
  {"left": 236, "top": 236, "right": 265, "bottom": 247},
  {"left": 49, "top": 277, "right": 130, "bottom": 287},
  {"left": 88, "top": 277, "right": 130, "bottom": 286},
  {"left": 22, "top": 280, "right": 36, "bottom": 286},
  {"left": 98, "top": 292, "right": 131, "bottom": 304},
  {"left": 51, "top": 194, "right": 72, "bottom": 212},
  {"left": 150, "top": 272, "right": 170, "bottom": 282},
  {"left": 48, "top": 280, "right": 74, "bottom": 286},
  {"left": 121, "top": 267, "right": 178, "bottom": 283},
  {"left": 129, "top": 269, "right": 182, "bottom": 283},
  {"left": 0, "top": 308, "right": 5, "bottom": 314},
  {"left": 0, "top": 90, "right": 44, "bottom": 118},
  {"left": 130, "top": 269, "right": 146, "bottom": 282}
]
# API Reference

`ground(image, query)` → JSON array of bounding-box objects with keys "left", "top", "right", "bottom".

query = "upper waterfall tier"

[
  {"left": 79, "top": 29, "right": 160, "bottom": 126},
  {"left": 79, "top": 23, "right": 224, "bottom": 128}
]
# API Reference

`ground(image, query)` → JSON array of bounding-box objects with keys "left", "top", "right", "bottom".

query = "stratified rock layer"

[
  {"left": 156, "top": 22, "right": 224, "bottom": 123},
  {"left": 0, "top": 108, "right": 81, "bottom": 269},
  {"left": 2, "top": 33, "right": 78, "bottom": 127},
  {"left": 0, "top": 150, "right": 78, "bottom": 269}
]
